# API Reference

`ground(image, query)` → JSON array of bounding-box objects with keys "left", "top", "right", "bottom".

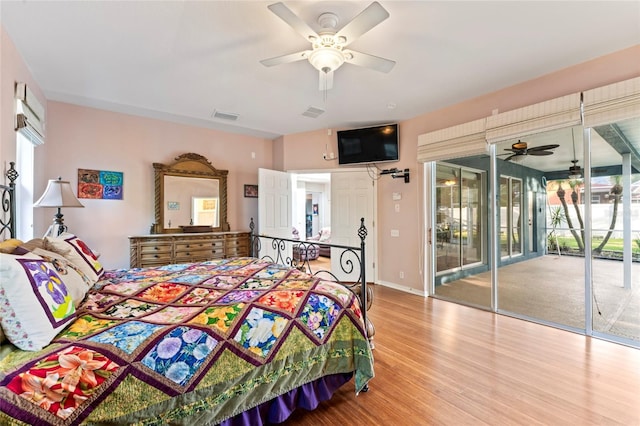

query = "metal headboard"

[{"left": 1, "top": 162, "right": 19, "bottom": 239}]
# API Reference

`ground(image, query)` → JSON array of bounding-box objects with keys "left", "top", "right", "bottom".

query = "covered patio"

[{"left": 435, "top": 255, "right": 640, "bottom": 342}]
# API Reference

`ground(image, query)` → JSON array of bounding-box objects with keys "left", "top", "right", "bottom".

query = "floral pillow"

[
  {"left": 44, "top": 233, "right": 104, "bottom": 282},
  {"left": 0, "top": 252, "right": 76, "bottom": 351},
  {"left": 31, "top": 247, "right": 93, "bottom": 307}
]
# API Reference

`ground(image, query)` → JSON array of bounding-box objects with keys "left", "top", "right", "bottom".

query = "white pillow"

[
  {"left": 44, "top": 233, "right": 104, "bottom": 282},
  {"left": 0, "top": 252, "right": 76, "bottom": 351}
]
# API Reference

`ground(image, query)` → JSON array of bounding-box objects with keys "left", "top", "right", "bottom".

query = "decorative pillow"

[
  {"left": 31, "top": 247, "right": 92, "bottom": 307},
  {"left": 0, "top": 239, "right": 23, "bottom": 253},
  {"left": 18, "top": 238, "right": 45, "bottom": 253},
  {"left": 0, "top": 252, "right": 76, "bottom": 351},
  {"left": 319, "top": 228, "right": 331, "bottom": 242},
  {"left": 44, "top": 233, "right": 104, "bottom": 282}
]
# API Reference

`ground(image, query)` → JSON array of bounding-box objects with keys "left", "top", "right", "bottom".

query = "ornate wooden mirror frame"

[{"left": 153, "top": 153, "right": 230, "bottom": 234}]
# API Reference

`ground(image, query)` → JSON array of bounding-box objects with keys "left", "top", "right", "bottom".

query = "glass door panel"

[
  {"left": 500, "top": 177, "right": 509, "bottom": 257},
  {"left": 589, "top": 117, "right": 640, "bottom": 346},
  {"left": 461, "top": 170, "right": 482, "bottom": 265},
  {"left": 512, "top": 179, "right": 522, "bottom": 255},
  {"left": 496, "top": 130, "right": 584, "bottom": 330},
  {"left": 435, "top": 164, "right": 460, "bottom": 273},
  {"left": 434, "top": 161, "right": 489, "bottom": 308}
]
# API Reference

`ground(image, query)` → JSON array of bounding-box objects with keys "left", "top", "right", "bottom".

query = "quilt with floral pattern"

[{"left": 0, "top": 257, "right": 374, "bottom": 425}]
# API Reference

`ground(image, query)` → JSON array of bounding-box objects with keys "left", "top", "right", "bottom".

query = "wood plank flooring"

[{"left": 284, "top": 285, "right": 640, "bottom": 425}]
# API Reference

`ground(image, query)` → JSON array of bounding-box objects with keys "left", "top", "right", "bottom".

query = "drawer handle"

[
  {"left": 185, "top": 244, "right": 190, "bottom": 248},
  {"left": 154, "top": 255, "right": 158, "bottom": 258}
]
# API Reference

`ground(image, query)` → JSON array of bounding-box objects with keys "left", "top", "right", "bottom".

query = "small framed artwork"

[
  {"left": 244, "top": 184, "right": 258, "bottom": 198},
  {"left": 78, "top": 169, "right": 124, "bottom": 200},
  {"left": 312, "top": 204, "right": 319, "bottom": 215},
  {"left": 167, "top": 201, "right": 180, "bottom": 210}
]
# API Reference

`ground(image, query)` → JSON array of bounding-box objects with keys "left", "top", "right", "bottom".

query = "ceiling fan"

[
  {"left": 567, "top": 129, "right": 583, "bottom": 179},
  {"left": 260, "top": 1, "right": 396, "bottom": 90},
  {"left": 501, "top": 140, "right": 559, "bottom": 162}
]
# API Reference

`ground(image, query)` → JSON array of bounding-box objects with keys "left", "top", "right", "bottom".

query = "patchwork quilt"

[{"left": 0, "top": 257, "right": 374, "bottom": 425}]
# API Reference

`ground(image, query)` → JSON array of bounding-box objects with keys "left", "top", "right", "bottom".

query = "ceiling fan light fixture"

[
  {"left": 308, "top": 47, "right": 345, "bottom": 72},
  {"left": 568, "top": 161, "right": 582, "bottom": 179}
]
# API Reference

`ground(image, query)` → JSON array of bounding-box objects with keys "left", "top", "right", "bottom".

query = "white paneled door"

[
  {"left": 330, "top": 171, "right": 376, "bottom": 283},
  {"left": 258, "top": 168, "right": 293, "bottom": 262}
]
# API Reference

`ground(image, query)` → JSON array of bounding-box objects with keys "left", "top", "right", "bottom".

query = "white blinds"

[
  {"left": 582, "top": 77, "right": 640, "bottom": 127},
  {"left": 417, "top": 118, "right": 487, "bottom": 163},
  {"left": 485, "top": 93, "right": 581, "bottom": 144},
  {"left": 15, "top": 82, "right": 45, "bottom": 145}
]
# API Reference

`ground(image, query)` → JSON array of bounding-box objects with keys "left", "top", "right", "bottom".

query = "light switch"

[
  {"left": 395, "top": 203, "right": 400, "bottom": 213},
  {"left": 392, "top": 192, "right": 402, "bottom": 200},
  {"left": 391, "top": 229, "right": 399, "bottom": 237}
]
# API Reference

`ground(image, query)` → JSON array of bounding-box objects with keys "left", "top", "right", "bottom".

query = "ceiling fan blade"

[
  {"left": 334, "top": 1, "right": 389, "bottom": 46},
  {"left": 343, "top": 49, "right": 395, "bottom": 73},
  {"left": 504, "top": 154, "right": 518, "bottom": 161},
  {"left": 528, "top": 144, "right": 559, "bottom": 151},
  {"left": 319, "top": 70, "right": 334, "bottom": 91},
  {"left": 528, "top": 150, "right": 554, "bottom": 156},
  {"left": 267, "top": 2, "right": 319, "bottom": 42},
  {"left": 260, "top": 50, "right": 311, "bottom": 67}
]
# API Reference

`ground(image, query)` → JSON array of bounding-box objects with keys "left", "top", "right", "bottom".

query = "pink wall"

[
  {"left": 281, "top": 45, "right": 640, "bottom": 293},
  {"left": 43, "top": 102, "right": 272, "bottom": 268}
]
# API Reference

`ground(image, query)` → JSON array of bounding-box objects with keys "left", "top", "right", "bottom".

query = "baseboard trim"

[{"left": 375, "top": 280, "right": 427, "bottom": 297}]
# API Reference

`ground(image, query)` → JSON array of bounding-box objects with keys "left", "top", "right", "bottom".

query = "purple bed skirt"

[{"left": 220, "top": 372, "right": 353, "bottom": 425}]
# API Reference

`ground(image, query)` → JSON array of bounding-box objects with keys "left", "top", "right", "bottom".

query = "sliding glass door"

[{"left": 588, "top": 116, "right": 640, "bottom": 346}]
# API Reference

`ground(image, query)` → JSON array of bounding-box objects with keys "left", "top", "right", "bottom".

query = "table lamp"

[{"left": 34, "top": 177, "right": 84, "bottom": 237}]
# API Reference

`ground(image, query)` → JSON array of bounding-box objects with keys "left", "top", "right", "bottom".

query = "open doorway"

[{"left": 294, "top": 173, "right": 331, "bottom": 240}]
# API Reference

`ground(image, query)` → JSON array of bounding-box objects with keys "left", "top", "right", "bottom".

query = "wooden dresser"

[{"left": 129, "top": 231, "right": 250, "bottom": 268}]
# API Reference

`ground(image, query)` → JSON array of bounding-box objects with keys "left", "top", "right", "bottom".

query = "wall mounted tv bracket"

[{"left": 380, "top": 168, "right": 410, "bottom": 183}]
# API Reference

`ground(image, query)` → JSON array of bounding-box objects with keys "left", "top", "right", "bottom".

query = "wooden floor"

[{"left": 284, "top": 285, "right": 640, "bottom": 425}]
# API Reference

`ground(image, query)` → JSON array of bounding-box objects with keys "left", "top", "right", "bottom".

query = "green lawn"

[{"left": 554, "top": 236, "right": 640, "bottom": 254}]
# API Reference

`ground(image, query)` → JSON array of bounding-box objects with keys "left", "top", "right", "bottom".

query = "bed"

[{"left": 0, "top": 163, "right": 374, "bottom": 425}]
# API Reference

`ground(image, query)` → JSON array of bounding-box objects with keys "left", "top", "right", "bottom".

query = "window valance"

[
  {"left": 485, "top": 93, "right": 582, "bottom": 144},
  {"left": 15, "top": 82, "right": 45, "bottom": 145},
  {"left": 582, "top": 76, "right": 640, "bottom": 127},
  {"left": 417, "top": 118, "right": 486, "bottom": 163}
]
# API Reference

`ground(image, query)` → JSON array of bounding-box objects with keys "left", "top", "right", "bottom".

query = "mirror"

[{"left": 153, "top": 153, "right": 229, "bottom": 233}]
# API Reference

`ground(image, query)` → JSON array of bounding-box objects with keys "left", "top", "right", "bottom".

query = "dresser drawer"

[
  {"left": 138, "top": 242, "right": 172, "bottom": 255},
  {"left": 225, "top": 234, "right": 249, "bottom": 248},
  {"left": 139, "top": 251, "right": 172, "bottom": 264},
  {"left": 174, "top": 240, "right": 223, "bottom": 252},
  {"left": 174, "top": 247, "right": 226, "bottom": 263}
]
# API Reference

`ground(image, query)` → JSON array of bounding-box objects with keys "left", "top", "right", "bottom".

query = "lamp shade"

[{"left": 34, "top": 177, "right": 84, "bottom": 208}]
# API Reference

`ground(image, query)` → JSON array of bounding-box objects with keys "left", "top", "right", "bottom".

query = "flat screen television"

[{"left": 337, "top": 124, "right": 399, "bottom": 165}]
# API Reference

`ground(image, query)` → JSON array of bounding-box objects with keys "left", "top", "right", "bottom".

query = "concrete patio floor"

[{"left": 435, "top": 255, "right": 640, "bottom": 343}]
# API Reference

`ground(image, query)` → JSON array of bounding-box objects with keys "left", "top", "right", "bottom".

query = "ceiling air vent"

[
  {"left": 302, "top": 106, "right": 325, "bottom": 118},
  {"left": 212, "top": 110, "right": 239, "bottom": 121}
]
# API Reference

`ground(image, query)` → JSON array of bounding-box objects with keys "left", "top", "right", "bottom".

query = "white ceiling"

[{"left": 2, "top": 1, "right": 639, "bottom": 141}]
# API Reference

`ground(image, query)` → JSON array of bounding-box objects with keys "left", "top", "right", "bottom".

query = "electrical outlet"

[{"left": 400, "top": 271, "right": 404, "bottom": 279}]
